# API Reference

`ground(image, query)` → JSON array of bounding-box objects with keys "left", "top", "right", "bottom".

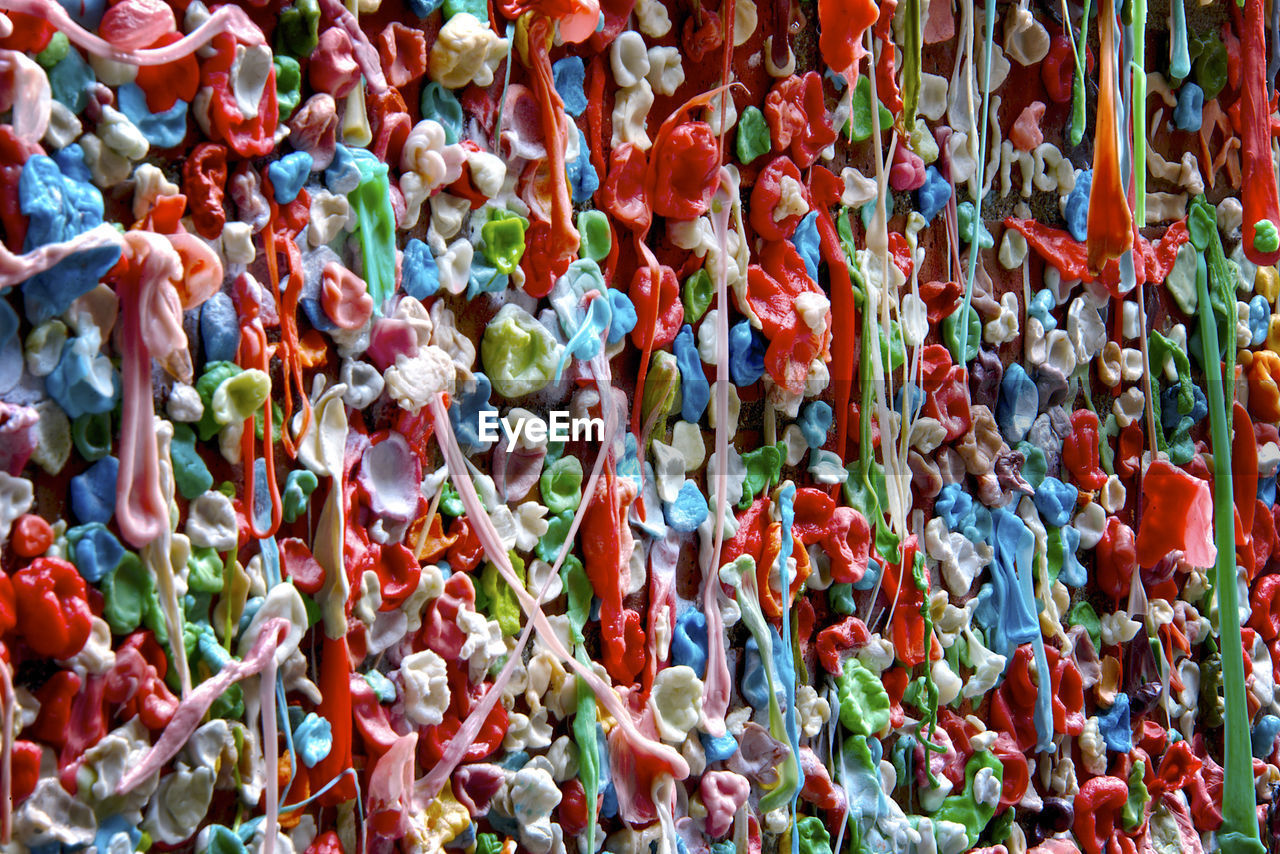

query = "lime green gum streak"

[
  {"left": 956, "top": 0, "right": 998, "bottom": 361},
  {"left": 1193, "top": 228, "right": 1264, "bottom": 854},
  {"left": 902, "top": 0, "right": 923, "bottom": 131},
  {"left": 1070, "top": 0, "right": 1093, "bottom": 147}
]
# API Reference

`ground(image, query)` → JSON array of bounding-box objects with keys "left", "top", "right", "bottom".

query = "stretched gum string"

[
  {"left": 775, "top": 484, "right": 802, "bottom": 854},
  {"left": 715, "top": 0, "right": 736, "bottom": 162},
  {"left": 1086, "top": 0, "right": 1134, "bottom": 275},
  {"left": 239, "top": 318, "right": 283, "bottom": 539},
  {"left": 416, "top": 309, "right": 639, "bottom": 802},
  {"left": 955, "top": 0, "right": 997, "bottom": 361},
  {"left": 1131, "top": 0, "right": 1147, "bottom": 229},
  {"left": 700, "top": 166, "right": 737, "bottom": 738},
  {"left": 262, "top": 647, "right": 280, "bottom": 854},
  {"left": 426, "top": 393, "right": 690, "bottom": 792},
  {"left": 630, "top": 235, "right": 662, "bottom": 450},
  {"left": 865, "top": 35, "right": 909, "bottom": 558},
  {"left": 1068, "top": 0, "right": 1093, "bottom": 147},
  {"left": 1195, "top": 242, "right": 1262, "bottom": 851},
  {"left": 116, "top": 618, "right": 291, "bottom": 794},
  {"left": 0, "top": 223, "right": 123, "bottom": 290},
  {"left": 264, "top": 219, "right": 311, "bottom": 459},
  {"left": 4, "top": 0, "right": 265, "bottom": 64},
  {"left": 115, "top": 235, "right": 182, "bottom": 562}
]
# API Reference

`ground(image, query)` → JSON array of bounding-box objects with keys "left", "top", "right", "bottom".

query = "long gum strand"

[
  {"left": 1069, "top": 0, "right": 1093, "bottom": 146},
  {"left": 2, "top": 0, "right": 265, "bottom": 63},
  {"left": 1086, "top": 0, "right": 1134, "bottom": 275},
  {"left": 427, "top": 394, "right": 690, "bottom": 783},
  {"left": 116, "top": 619, "right": 291, "bottom": 793},
  {"left": 701, "top": 168, "right": 738, "bottom": 737},
  {"left": 955, "top": 0, "right": 996, "bottom": 361}
]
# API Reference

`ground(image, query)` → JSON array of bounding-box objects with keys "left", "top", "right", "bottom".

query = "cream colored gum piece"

[
  {"left": 998, "top": 227, "right": 1028, "bottom": 269},
  {"left": 1003, "top": 0, "right": 1050, "bottom": 65},
  {"left": 763, "top": 36, "right": 795, "bottom": 77},
  {"left": 80, "top": 132, "right": 133, "bottom": 187},
  {"left": 733, "top": 0, "right": 758, "bottom": 45},
  {"left": 634, "top": 0, "right": 672, "bottom": 37},
  {"left": 1145, "top": 192, "right": 1188, "bottom": 224},
  {"left": 610, "top": 31, "right": 649, "bottom": 87},
  {"left": 1096, "top": 341, "right": 1123, "bottom": 387},
  {"left": 44, "top": 100, "right": 81, "bottom": 151},
  {"left": 998, "top": 140, "right": 1034, "bottom": 199},
  {"left": 221, "top": 222, "right": 255, "bottom": 265},
  {"left": 428, "top": 13, "right": 509, "bottom": 89},
  {"left": 918, "top": 72, "right": 949, "bottom": 121},
  {"left": 1111, "top": 386, "right": 1146, "bottom": 429},
  {"left": 611, "top": 79, "right": 654, "bottom": 149},
  {"left": 646, "top": 46, "right": 684, "bottom": 96}
]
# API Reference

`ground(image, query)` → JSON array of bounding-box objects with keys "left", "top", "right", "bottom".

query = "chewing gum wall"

[{"left": 1, "top": 0, "right": 1278, "bottom": 851}]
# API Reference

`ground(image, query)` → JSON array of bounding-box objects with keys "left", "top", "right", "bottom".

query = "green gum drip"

[
  {"left": 1191, "top": 195, "right": 1264, "bottom": 854},
  {"left": 902, "top": 0, "right": 923, "bottom": 132},
  {"left": 1070, "top": 0, "right": 1094, "bottom": 146}
]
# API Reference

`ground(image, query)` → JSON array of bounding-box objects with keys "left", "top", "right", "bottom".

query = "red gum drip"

[
  {"left": 419, "top": 337, "right": 646, "bottom": 799},
  {"left": 817, "top": 0, "right": 878, "bottom": 77},
  {"left": 1233, "top": 0, "right": 1280, "bottom": 265}
]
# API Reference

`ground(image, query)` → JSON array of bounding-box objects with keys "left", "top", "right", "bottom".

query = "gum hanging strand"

[
  {"left": 1130, "top": 0, "right": 1161, "bottom": 460},
  {"left": 866, "top": 27, "right": 910, "bottom": 549},
  {"left": 236, "top": 288, "right": 284, "bottom": 540},
  {"left": 1068, "top": 0, "right": 1093, "bottom": 146},
  {"left": 261, "top": 648, "right": 280, "bottom": 854},
  {"left": 265, "top": 214, "right": 312, "bottom": 458},
  {"left": 115, "top": 619, "right": 294, "bottom": 794},
  {"left": 955, "top": 0, "right": 997, "bottom": 362},
  {"left": 525, "top": 15, "right": 579, "bottom": 269},
  {"left": 427, "top": 393, "right": 689, "bottom": 776},
  {"left": 1235, "top": 0, "right": 1280, "bottom": 266},
  {"left": 702, "top": 166, "right": 739, "bottom": 738},
  {"left": 113, "top": 236, "right": 178, "bottom": 550},
  {"left": 0, "top": 0, "right": 265, "bottom": 62},
  {"left": 1085, "top": 0, "right": 1134, "bottom": 275},
  {"left": 1193, "top": 222, "right": 1264, "bottom": 854},
  {"left": 901, "top": 0, "right": 922, "bottom": 132},
  {"left": 418, "top": 318, "right": 674, "bottom": 800},
  {"left": 700, "top": 0, "right": 736, "bottom": 739},
  {"left": 776, "top": 483, "right": 804, "bottom": 854},
  {"left": 716, "top": 0, "right": 736, "bottom": 162}
]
